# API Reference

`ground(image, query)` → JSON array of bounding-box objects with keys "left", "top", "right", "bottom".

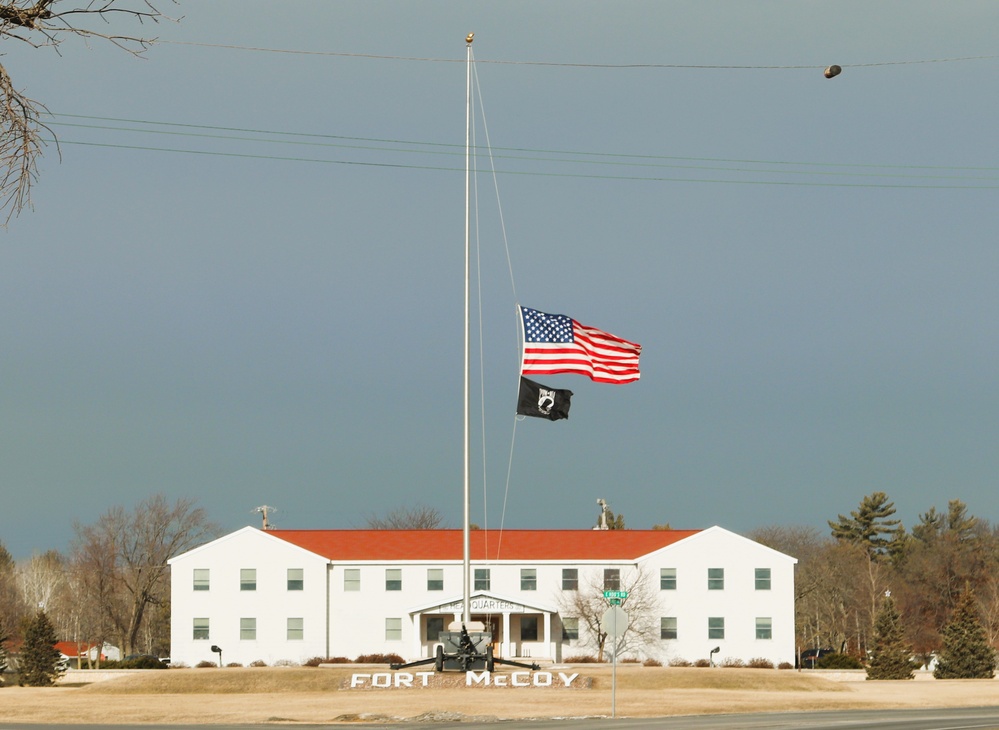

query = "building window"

[
  {"left": 755, "top": 568, "right": 771, "bottom": 590},
  {"left": 427, "top": 568, "right": 444, "bottom": 591},
  {"left": 427, "top": 616, "right": 445, "bottom": 642},
  {"left": 193, "top": 617, "right": 209, "bottom": 640},
  {"left": 521, "top": 568, "right": 537, "bottom": 591},
  {"left": 193, "top": 569, "right": 210, "bottom": 591},
  {"left": 240, "top": 617, "right": 256, "bottom": 640},
  {"left": 385, "top": 569, "right": 402, "bottom": 591},
  {"left": 240, "top": 568, "right": 256, "bottom": 591},
  {"left": 756, "top": 617, "right": 772, "bottom": 640},
  {"left": 344, "top": 568, "right": 360, "bottom": 591},
  {"left": 474, "top": 568, "right": 490, "bottom": 591},
  {"left": 287, "top": 568, "right": 304, "bottom": 591},
  {"left": 562, "top": 568, "right": 578, "bottom": 591},
  {"left": 562, "top": 617, "right": 579, "bottom": 641},
  {"left": 521, "top": 616, "right": 538, "bottom": 641},
  {"left": 660, "top": 568, "right": 677, "bottom": 590},
  {"left": 603, "top": 568, "right": 621, "bottom": 591},
  {"left": 707, "top": 568, "right": 724, "bottom": 590},
  {"left": 287, "top": 617, "right": 304, "bottom": 641},
  {"left": 661, "top": 617, "right": 678, "bottom": 640},
  {"left": 385, "top": 618, "right": 402, "bottom": 641},
  {"left": 708, "top": 617, "right": 725, "bottom": 640}
]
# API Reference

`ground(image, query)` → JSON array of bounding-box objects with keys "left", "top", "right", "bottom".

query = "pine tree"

[
  {"left": 866, "top": 592, "right": 914, "bottom": 680},
  {"left": 828, "top": 491, "right": 905, "bottom": 558},
  {"left": 934, "top": 587, "right": 996, "bottom": 679},
  {"left": 19, "top": 609, "right": 64, "bottom": 687}
]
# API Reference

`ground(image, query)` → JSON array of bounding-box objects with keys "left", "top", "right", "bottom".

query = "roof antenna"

[
  {"left": 253, "top": 505, "right": 277, "bottom": 530},
  {"left": 595, "top": 499, "right": 610, "bottom": 530}
]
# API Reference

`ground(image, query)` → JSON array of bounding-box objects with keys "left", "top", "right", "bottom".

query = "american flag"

[{"left": 520, "top": 306, "right": 642, "bottom": 384}]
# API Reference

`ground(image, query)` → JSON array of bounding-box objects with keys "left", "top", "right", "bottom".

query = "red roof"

[
  {"left": 268, "top": 529, "right": 701, "bottom": 562},
  {"left": 54, "top": 641, "right": 96, "bottom": 657}
]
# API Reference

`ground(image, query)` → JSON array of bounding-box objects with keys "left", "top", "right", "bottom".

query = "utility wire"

[
  {"left": 48, "top": 114, "right": 999, "bottom": 173},
  {"left": 158, "top": 40, "right": 999, "bottom": 70},
  {"left": 46, "top": 113, "right": 999, "bottom": 188},
  {"left": 55, "top": 139, "right": 999, "bottom": 189}
]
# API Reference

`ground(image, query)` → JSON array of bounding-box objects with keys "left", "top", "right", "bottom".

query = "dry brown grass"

[
  {"left": 586, "top": 666, "right": 849, "bottom": 692},
  {"left": 4, "top": 665, "right": 999, "bottom": 725},
  {"left": 80, "top": 666, "right": 353, "bottom": 694},
  {"left": 76, "top": 665, "right": 841, "bottom": 695}
]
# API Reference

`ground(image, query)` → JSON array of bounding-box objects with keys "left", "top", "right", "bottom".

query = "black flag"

[{"left": 517, "top": 377, "right": 572, "bottom": 421}]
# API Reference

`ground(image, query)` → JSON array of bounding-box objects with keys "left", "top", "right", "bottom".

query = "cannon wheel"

[
  {"left": 486, "top": 645, "right": 495, "bottom": 672},
  {"left": 434, "top": 644, "right": 444, "bottom": 672}
]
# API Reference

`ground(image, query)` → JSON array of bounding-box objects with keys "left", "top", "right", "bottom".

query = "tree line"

[
  {"left": 0, "top": 494, "right": 216, "bottom": 675},
  {"left": 750, "top": 492, "right": 998, "bottom": 672},
  {"left": 3, "top": 493, "right": 998, "bottom": 678}
]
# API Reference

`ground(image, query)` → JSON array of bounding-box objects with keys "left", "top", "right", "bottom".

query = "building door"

[{"left": 474, "top": 615, "right": 502, "bottom": 657}]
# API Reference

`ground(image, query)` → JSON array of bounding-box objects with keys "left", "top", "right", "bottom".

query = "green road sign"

[{"left": 603, "top": 590, "right": 628, "bottom": 600}]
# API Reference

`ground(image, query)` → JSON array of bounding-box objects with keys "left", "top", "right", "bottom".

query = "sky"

[{"left": 3, "top": 1, "right": 999, "bottom": 559}]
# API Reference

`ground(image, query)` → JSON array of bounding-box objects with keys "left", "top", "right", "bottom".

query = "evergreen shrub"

[{"left": 816, "top": 653, "right": 864, "bottom": 670}]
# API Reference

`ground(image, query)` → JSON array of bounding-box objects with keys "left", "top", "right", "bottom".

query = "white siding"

[
  {"left": 169, "top": 526, "right": 796, "bottom": 667},
  {"left": 637, "top": 526, "right": 796, "bottom": 665},
  {"left": 169, "top": 527, "right": 330, "bottom": 667}
]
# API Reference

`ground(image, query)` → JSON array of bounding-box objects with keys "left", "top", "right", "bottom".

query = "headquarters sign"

[{"left": 434, "top": 598, "right": 524, "bottom": 613}]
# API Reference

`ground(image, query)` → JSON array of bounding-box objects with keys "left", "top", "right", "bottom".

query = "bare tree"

[
  {"left": 555, "top": 565, "right": 662, "bottom": 661},
  {"left": 365, "top": 505, "right": 447, "bottom": 530},
  {"left": 72, "top": 494, "right": 217, "bottom": 655},
  {"left": 70, "top": 522, "right": 120, "bottom": 666},
  {"left": 0, "top": 0, "right": 173, "bottom": 223},
  {"left": 0, "top": 539, "right": 25, "bottom": 636},
  {"left": 16, "top": 550, "right": 68, "bottom": 616}
]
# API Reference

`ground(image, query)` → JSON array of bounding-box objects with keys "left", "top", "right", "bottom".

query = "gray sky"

[{"left": 4, "top": 1, "right": 999, "bottom": 558}]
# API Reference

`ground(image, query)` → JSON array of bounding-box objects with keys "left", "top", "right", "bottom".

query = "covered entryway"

[{"left": 405, "top": 592, "right": 558, "bottom": 661}]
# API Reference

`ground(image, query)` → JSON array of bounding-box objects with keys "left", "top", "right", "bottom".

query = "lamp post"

[
  {"left": 210, "top": 645, "right": 223, "bottom": 667},
  {"left": 709, "top": 646, "right": 720, "bottom": 667}
]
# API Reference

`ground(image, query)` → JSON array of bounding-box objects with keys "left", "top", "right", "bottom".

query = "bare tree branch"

[
  {"left": 556, "top": 565, "right": 663, "bottom": 662},
  {"left": 365, "top": 505, "right": 448, "bottom": 530},
  {"left": 0, "top": 61, "right": 46, "bottom": 223},
  {"left": 0, "top": 0, "right": 174, "bottom": 223}
]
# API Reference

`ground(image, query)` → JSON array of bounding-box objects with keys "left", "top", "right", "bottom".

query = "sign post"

[{"left": 601, "top": 603, "right": 629, "bottom": 718}]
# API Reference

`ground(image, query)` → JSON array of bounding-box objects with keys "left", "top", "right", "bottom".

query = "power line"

[
  {"left": 46, "top": 113, "right": 999, "bottom": 189},
  {"left": 52, "top": 113, "right": 999, "bottom": 172},
  {"left": 55, "top": 139, "right": 999, "bottom": 190},
  {"left": 158, "top": 40, "right": 999, "bottom": 70}
]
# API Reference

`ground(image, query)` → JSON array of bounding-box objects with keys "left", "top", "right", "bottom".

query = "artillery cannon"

[{"left": 390, "top": 622, "right": 540, "bottom": 672}]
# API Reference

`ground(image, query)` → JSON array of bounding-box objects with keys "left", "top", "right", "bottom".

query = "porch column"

[
  {"left": 543, "top": 612, "right": 552, "bottom": 660},
  {"left": 410, "top": 613, "right": 422, "bottom": 659},
  {"left": 502, "top": 612, "right": 511, "bottom": 658}
]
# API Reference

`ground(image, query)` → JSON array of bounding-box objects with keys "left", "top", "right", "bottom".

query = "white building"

[{"left": 169, "top": 525, "right": 796, "bottom": 667}]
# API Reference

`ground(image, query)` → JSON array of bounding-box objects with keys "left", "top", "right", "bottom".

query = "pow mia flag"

[{"left": 517, "top": 376, "right": 572, "bottom": 421}]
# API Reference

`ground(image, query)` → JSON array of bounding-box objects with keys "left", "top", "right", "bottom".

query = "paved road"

[{"left": 10, "top": 708, "right": 999, "bottom": 730}]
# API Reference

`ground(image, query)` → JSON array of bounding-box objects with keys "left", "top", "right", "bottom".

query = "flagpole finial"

[{"left": 466, "top": 32, "right": 474, "bottom": 44}]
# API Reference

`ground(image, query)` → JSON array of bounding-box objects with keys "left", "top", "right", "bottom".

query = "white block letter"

[
  {"left": 467, "top": 670, "right": 490, "bottom": 686},
  {"left": 559, "top": 672, "right": 579, "bottom": 687}
]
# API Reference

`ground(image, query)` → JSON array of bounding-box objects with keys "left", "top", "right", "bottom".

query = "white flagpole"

[{"left": 462, "top": 32, "right": 473, "bottom": 627}]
